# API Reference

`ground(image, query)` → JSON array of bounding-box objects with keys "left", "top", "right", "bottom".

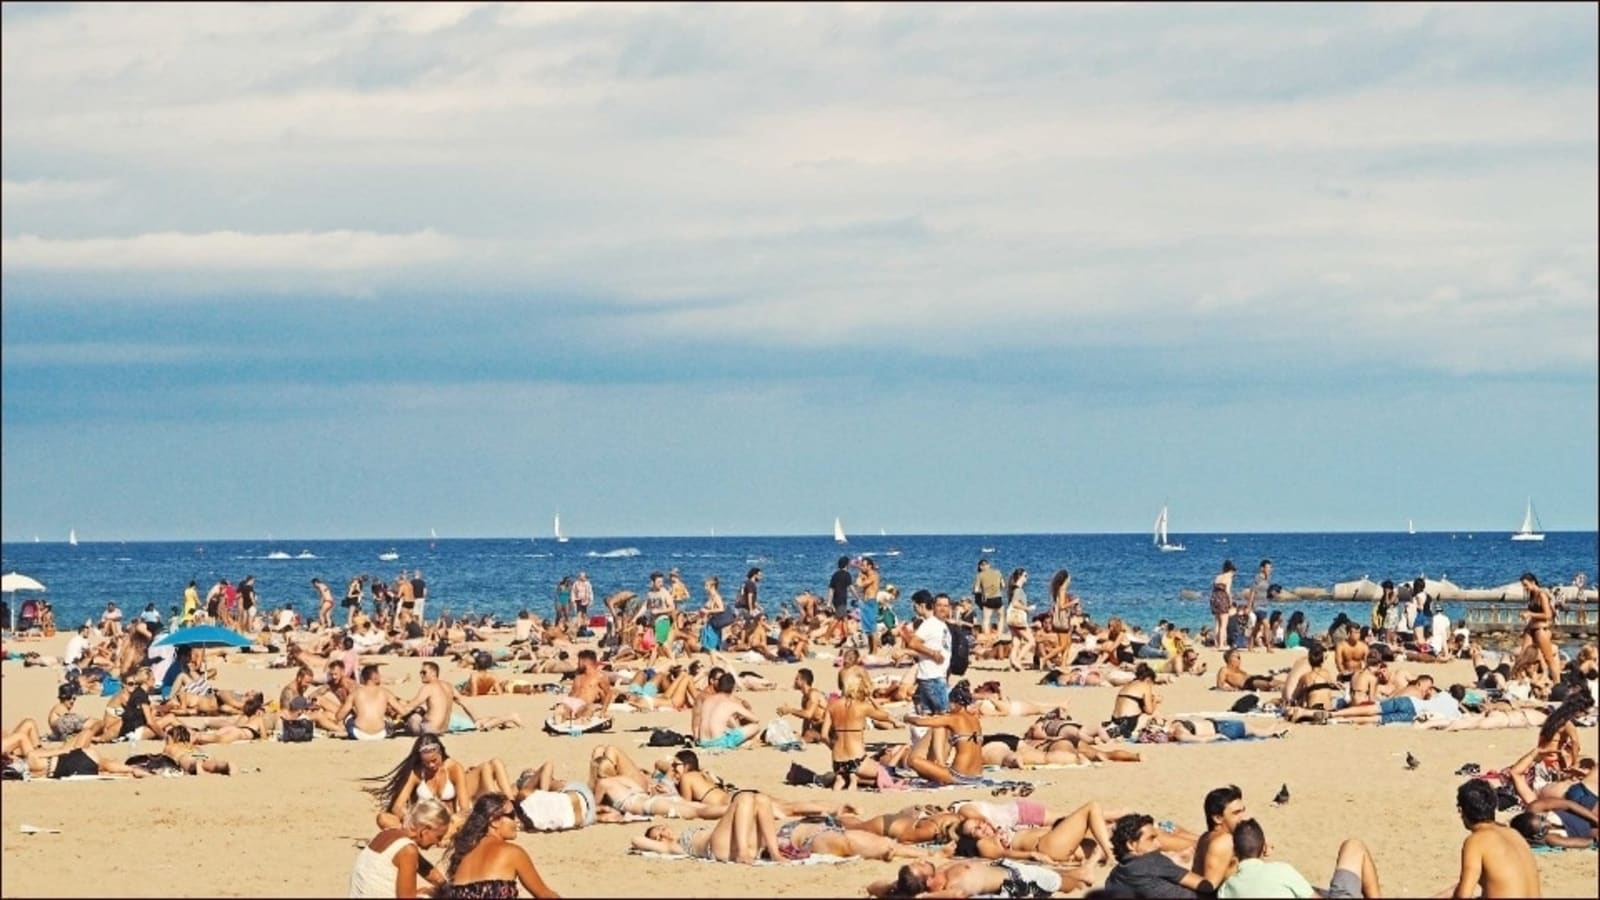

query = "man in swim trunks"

[
  {"left": 693, "top": 671, "right": 763, "bottom": 751},
  {"left": 870, "top": 857, "right": 1085, "bottom": 899},
  {"left": 1214, "top": 649, "right": 1281, "bottom": 692},
  {"left": 336, "top": 664, "right": 404, "bottom": 740}
]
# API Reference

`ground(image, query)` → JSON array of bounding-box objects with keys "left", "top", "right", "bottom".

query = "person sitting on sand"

[
  {"left": 660, "top": 749, "right": 743, "bottom": 806},
  {"left": 776, "top": 668, "right": 828, "bottom": 743},
  {"left": 950, "top": 800, "right": 1116, "bottom": 866},
  {"left": 902, "top": 683, "right": 986, "bottom": 785},
  {"left": 337, "top": 664, "right": 407, "bottom": 740},
  {"left": 442, "top": 793, "right": 561, "bottom": 898},
  {"left": 397, "top": 661, "right": 455, "bottom": 736},
  {"left": 1105, "top": 813, "right": 1214, "bottom": 898},
  {"left": 1445, "top": 780, "right": 1542, "bottom": 898},
  {"left": 368, "top": 735, "right": 515, "bottom": 834},
  {"left": 1192, "top": 784, "right": 1245, "bottom": 887},
  {"left": 97, "top": 667, "right": 181, "bottom": 743},
  {"left": 1107, "top": 663, "right": 1161, "bottom": 739},
  {"left": 822, "top": 673, "right": 902, "bottom": 789},
  {"left": 1218, "top": 819, "right": 1382, "bottom": 898},
  {"left": 552, "top": 649, "right": 615, "bottom": 724},
  {"left": 350, "top": 798, "right": 451, "bottom": 898},
  {"left": 869, "top": 857, "right": 1086, "bottom": 899},
  {"left": 693, "top": 670, "right": 764, "bottom": 751},
  {"left": 47, "top": 683, "right": 103, "bottom": 744},
  {"left": 1283, "top": 643, "right": 1345, "bottom": 723},
  {"left": 1214, "top": 649, "right": 1283, "bottom": 692}
]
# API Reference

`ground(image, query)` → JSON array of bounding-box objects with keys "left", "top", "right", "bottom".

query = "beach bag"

[
  {"left": 785, "top": 761, "right": 822, "bottom": 787},
  {"left": 1007, "top": 604, "right": 1029, "bottom": 629},
  {"left": 1050, "top": 604, "right": 1074, "bottom": 633},
  {"left": 949, "top": 626, "right": 973, "bottom": 678},
  {"left": 1136, "top": 722, "right": 1171, "bottom": 744},
  {"left": 711, "top": 608, "right": 736, "bottom": 630},
  {"left": 1230, "top": 694, "right": 1262, "bottom": 714},
  {"left": 646, "top": 728, "right": 692, "bottom": 747},
  {"left": 281, "top": 718, "right": 314, "bottom": 743}
]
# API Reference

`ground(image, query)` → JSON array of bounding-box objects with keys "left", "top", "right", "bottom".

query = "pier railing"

[{"left": 1462, "top": 600, "right": 1598, "bottom": 638}]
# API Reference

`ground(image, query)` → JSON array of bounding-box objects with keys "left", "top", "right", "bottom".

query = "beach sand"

[{"left": 3, "top": 631, "right": 1596, "bottom": 898}]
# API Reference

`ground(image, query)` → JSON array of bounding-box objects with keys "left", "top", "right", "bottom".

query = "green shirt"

[{"left": 1219, "top": 859, "right": 1315, "bottom": 899}]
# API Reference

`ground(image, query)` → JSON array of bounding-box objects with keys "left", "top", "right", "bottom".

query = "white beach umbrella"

[{"left": 2, "top": 571, "right": 47, "bottom": 631}]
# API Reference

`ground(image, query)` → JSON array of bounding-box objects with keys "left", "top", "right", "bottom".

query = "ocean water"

[{"left": 3, "top": 531, "right": 1595, "bottom": 636}]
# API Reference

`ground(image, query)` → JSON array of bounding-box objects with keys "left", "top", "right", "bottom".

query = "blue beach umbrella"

[{"left": 150, "top": 623, "right": 252, "bottom": 651}]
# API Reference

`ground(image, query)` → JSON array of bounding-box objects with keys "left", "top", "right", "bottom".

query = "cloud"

[{"left": 1, "top": 229, "right": 464, "bottom": 272}]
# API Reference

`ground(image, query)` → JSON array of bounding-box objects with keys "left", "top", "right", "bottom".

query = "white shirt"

[
  {"left": 64, "top": 634, "right": 89, "bottom": 664},
  {"left": 1430, "top": 613, "right": 1451, "bottom": 653},
  {"left": 914, "top": 616, "right": 951, "bottom": 680}
]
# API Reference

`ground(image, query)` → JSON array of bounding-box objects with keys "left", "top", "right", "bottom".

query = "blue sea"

[{"left": 3, "top": 531, "right": 1596, "bottom": 636}]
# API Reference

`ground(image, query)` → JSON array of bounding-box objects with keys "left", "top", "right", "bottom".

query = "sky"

[{"left": 1, "top": 2, "right": 1596, "bottom": 542}]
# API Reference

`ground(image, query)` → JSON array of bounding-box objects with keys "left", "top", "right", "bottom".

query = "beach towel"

[{"left": 629, "top": 851, "right": 855, "bottom": 866}]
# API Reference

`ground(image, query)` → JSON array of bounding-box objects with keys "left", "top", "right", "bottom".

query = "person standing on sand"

[
  {"left": 902, "top": 593, "right": 952, "bottom": 716},
  {"left": 972, "top": 558, "right": 1005, "bottom": 638},
  {"left": 1244, "top": 560, "right": 1271, "bottom": 646},
  {"left": 1210, "top": 561, "right": 1237, "bottom": 650},
  {"left": 829, "top": 556, "right": 855, "bottom": 620},
  {"left": 739, "top": 567, "right": 763, "bottom": 620},
  {"left": 571, "top": 572, "right": 593, "bottom": 630},
  {"left": 410, "top": 570, "right": 428, "bottom": 625},
  {"left": 1447, "top": 780, "right": 1541, "bottom": 898},
  {"left": 857, "top": 557, "right": 882, "bottom": 653},
  {"left": 645, "top": 571, "right": 676, "bottom": 652}
]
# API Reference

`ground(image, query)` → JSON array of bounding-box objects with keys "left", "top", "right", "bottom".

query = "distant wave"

[
  {"left": 587, "top": 548, "right": 641, "bottom": 559},
  {"left": 525, "top": 553, "right": 553, "bottom": 559}
]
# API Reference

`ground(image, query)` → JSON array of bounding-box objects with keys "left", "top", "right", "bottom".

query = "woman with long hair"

[
  {"left": 1005, "top": 569, "right": 1035, "bottom": 671},
  {"left": 1521, "top": 572, "right": 1563, "bottom": 682},
  {"left": 350, "top": 798, "right": 451, "bottom": 898},
  {"left": 1108, "top": 664, "right": 1160, "bottom": 739},
  {"left": 442, "top": 794, "right": 560, "bottom": 898},
  {"left": 367, "top": 735, "right": 514, "bottom": 833},
  {"left": 1209, "top": 561, "right": 1237, "bottom": 650}
]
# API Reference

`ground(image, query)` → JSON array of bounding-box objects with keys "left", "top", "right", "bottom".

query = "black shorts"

[
  {"left": 342, "top": 597, "right": 360, "bottom": 608},
  {"left": 981, "top": 596, "right": 1004, "bottom": 611}
]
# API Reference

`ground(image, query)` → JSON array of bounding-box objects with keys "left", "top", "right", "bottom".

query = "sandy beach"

[{"left": 2, "top": 629, "right": 1596, "bottom": 898}]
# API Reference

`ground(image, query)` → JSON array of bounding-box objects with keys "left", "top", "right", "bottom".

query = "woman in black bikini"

[
  {"left": 1107, "top": 664, "right": 1159, "bottom": 739},
  {"left": 1285, "top": 644, "right": 1343, "bottom": 724},
  {"left": 193, "top": 692, "right": 270, "bottom": 744},
  {"left": 823, "top": 673, "right": 900, "bottom": 789},
  {"left": 1520, "top": 572, "right": 1562, "bottom": 681}
]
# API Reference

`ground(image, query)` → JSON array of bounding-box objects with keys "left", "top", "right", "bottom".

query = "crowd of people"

[{"left": 2, "top": 555, "right": 1595, "bottom": 897}]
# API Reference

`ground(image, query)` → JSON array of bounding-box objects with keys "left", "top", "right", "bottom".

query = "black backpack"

[
  {"left": 646, "top": 728, "right": 692, "bottom": 747},
  {"left": 948, "top": 625, "right": 973, "bottom": 678}
]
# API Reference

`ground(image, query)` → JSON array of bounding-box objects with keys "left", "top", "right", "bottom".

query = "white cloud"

[{"left": 1, "top": 229, "right": 464, "bottom": 272}]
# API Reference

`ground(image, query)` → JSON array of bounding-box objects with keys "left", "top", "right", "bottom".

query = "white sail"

[
  {"left": 1511, "top": 498, "right": 1545, "bottom": 542},
  {"left": 430, "top": 527, "right": 437, "bottom": 540},
  {"left": 68, "top": 528, "right": 77, "bottom": 546},
  {"left": 1154, "top": 506, "right": 1185, "bottom": 552},
  {"left": 1408, "top": 519, "right": 1415, "bottom": 535},
  {"left": 834, "top": 517, "right": 848, "bottom": 544},
  {"left": 554, "top": 513, "right": 569, "bottom": 543}
]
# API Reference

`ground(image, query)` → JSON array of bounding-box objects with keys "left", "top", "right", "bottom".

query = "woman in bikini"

[
  {"left": 125, "top": 724, "right": 232, "bottom": 775},
  {"left": 1107, "top": 664, "right": 1160, "bottom": 739},
  {"left": 442, "top": 794, "right": 560, "bottom": 898},
  {"left": 1210, "top": 561, "right": 1237, "bottom": 650},
  {"left": 192, "top": 692, "right": 270, "bottom": 744},
  {"left": 823, "top": 673, "right": 901, "bottom": 789},
  {"left": 836, "top": 805, "right": 963, "bottom": 844},
  {"left": 1, "top": 718, "right": 47, "bottom": 757},
  {"left": 632, "top": 789, "right": 783, "bottom": 864},
  {"left": 952, "top": 800, "right": 1116, "bottom": 867},
  {"left": 903, "top": 684, "right": 986, "bottom": 786},
  {"left": 1284, "top": 644, "right": 1344, "bottom": 724},
  {"left": 1520, "top": 572, "right": 1562, "bottom": 682},
  {"left": 368, "top": 735, "right": 515, "bottom": 833}
]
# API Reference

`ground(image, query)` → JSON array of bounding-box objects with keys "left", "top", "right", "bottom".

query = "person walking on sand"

[
  {"left": 972, "top": 558, "right": 1005, "bottom": 638},
  {"left": 1210, "top": 561, "right": 1237, "bottom": 650},
  {"left": 829, "top": 556, "right": 855, "bottom": 620},
  {"left": 1446, "top": 780, "right": 1541, "bottom": 898}
]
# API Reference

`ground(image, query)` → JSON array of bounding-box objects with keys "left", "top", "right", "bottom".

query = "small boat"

[
  {"left": 1510, "top": 498, "right": 1545, "bottom": 542},
  {"left": 1153, "top": 505, "right": 1185, "bottom": 552},
  {"left": 555, "top": 513, "right": 569, "bottom": 544},
  {"left": 68, "top": 528, "right": 77, "bottom": 547},
  {"left": 296, "top": 550, "right": 317, "bottom": 560},
  {"left": 833, "top": 517, "right": 848, "bottom": 545},
  {"left": 266, "top": 550, "right": 292, "bottom": 560},
  {"left": 981, "top": 547, "right": 997, "bottom": 553},
  {"left": 884, "top": 548, "right": 902, "bottom": 557},
  {"left": 378, "top": 549, "right": 399, "bottom": 562}
]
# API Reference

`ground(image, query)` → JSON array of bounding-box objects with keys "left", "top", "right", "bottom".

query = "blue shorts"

[
  {"left": 1212, "top": 719, "right": 1248, "bottom": 741},
  {"left": 914, "top": 678, "right": 950, "bottom": 715},
  {"left": 698, "top": 729, "right": 746, "bottom": 751},
  {"left": 861, "top": 602, "right": 878, "bottom": 635},
  {"left": 1378, "top": 697, "right": 1416, "bottom": 725}
]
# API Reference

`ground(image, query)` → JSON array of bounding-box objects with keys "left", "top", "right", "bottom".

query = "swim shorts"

[{"left": 698, "top": 729, "right": 746, "bottom": 751}]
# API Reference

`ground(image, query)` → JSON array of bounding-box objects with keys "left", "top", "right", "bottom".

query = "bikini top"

[{"left": 416, "top": 773, "right": 457, "bottom": 802}]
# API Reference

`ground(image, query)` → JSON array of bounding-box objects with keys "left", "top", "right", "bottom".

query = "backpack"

[
  {"left": 948, "top": 625, "right": 973, "bottom": 678},
  {"left": 280, "top": 718, "right": 315, "bottom": 743},
  {"left": 646, "top": 728, "right": 692, "bottom": 747}
]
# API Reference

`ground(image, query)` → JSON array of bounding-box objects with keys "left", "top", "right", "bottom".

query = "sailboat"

[
  {"left": 554, "top": 513, "right": 569, "bottom": 543},
  {"left": 1510, "top": 498, "right": 1545, "bottom": 542},
  {"left": 833, "top": 517, "right": 848, "bottom": 544},
  {"left": 1408, "top": 519, "right": 1416, "bottom": 535},
  {"left": 1153, "top": 506, "right": 1185, "bottom": 552},
  {"left": 68, "top": 528, "right": 77, "bottom": 546}
]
